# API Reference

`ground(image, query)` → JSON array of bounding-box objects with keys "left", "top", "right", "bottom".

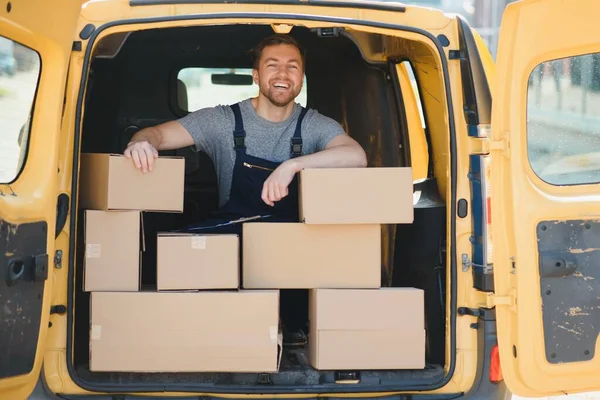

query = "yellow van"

[{"left": 2, "top": 0, "right": 600, "bottom": 398}]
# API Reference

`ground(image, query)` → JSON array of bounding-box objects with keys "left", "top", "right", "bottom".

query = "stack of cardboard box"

[
  {"left": 244, "top": 168, "right": 425, "bottom": 370},
  {"left": 82, "top": 153, "right": 425, "bottom": 373}
]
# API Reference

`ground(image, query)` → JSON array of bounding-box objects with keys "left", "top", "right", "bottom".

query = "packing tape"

[
  {"left": 91, "top": 325, "right": 102, "bottom": 340},
  {"left": 269, "top": 326, "right": 278, "bottom": 343},
  {"left": 86, "top": 244, "right": 101, "bottom": 259},
  {"left": 191, "top": 236, "right": 206, "bottom": 250}
]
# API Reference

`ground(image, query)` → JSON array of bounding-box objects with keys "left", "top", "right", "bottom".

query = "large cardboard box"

[
  {"left": 157, "top": 233, "right": 239, "bottom": 290},
  {"left": 299, "top": 168, "right": 414, "bottom": 224},
  {"left": 83, "top": 210, "right": 142, "bottom": 292},
  {"left": 309, "top": 288, "right": 425, "bottom": 370},
  {"left": 243, "top": 223, "right": 380, "bottom": 289},
  {"left": 79, "top": 153, "right": 185, "bottom": 212},
  {"left": 90, "top": 291, "right": 281, "bottom": 372}
]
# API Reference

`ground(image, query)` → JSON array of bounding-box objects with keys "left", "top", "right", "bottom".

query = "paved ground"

[{"left": 513, "top": 394, "right": 600, "bottom": 399}]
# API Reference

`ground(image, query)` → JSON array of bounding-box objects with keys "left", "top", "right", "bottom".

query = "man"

[{"left": 124, "top": 34, "right": 367, "bottom": 345}]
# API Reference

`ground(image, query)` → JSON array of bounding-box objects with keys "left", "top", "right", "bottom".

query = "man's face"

[{"left": 253, "top": 44, "right": 304, "bottom": 107}]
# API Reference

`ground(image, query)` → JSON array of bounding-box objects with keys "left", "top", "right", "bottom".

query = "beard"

[{"left": 259, "top": 80, "right": 301, "bottom": 107}]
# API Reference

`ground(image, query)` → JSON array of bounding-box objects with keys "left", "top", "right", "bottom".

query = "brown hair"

[{"left": 252, "top": 34, "right": 305, "bottom": 70}]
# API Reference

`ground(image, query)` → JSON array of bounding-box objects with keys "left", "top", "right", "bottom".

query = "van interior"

[{"left": 72, "top": 23, "right": 450, "bottom": 390}]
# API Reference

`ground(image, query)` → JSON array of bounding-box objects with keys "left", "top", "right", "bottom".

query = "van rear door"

[
  {"left": 0, "top": 1, "right": 79, "bottom": 399},
  {"left": 491, "top": 0, "right": 600, "bottom": 396}
]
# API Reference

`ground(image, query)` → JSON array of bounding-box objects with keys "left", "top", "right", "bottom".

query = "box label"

[
  {"left": 86, "top": 244, "right": 102, "bottom": 259},
  {"left": 91, "top": 325, "right": 102, "bottom": 340},
  {"left": 191, "top": 236, "right": 207, "bottom": 250}
]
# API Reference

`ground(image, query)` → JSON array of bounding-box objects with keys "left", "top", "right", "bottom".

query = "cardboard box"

[
  {"left": 83, "top": 210, "right": 142, "bottom": 292},
  {"left": 299, "top": 168, "right": 414, "bottom": 224},
  {"left": 157, "top": 233, "right": 239, "bottom": 290},
  {"left": 90, "top": 291, "right": 281, "bottom": 372},
  {"left": 309, "top": 288, "right": 425, "bottom": 370},
  {"left": 79, "top": 153, "right": 184, "bottom": 212},
  {"left": 243, "top": 223, "right": 381, "bottom": 289}
]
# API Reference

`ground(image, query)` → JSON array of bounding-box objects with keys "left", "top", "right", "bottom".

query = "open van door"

[
  {"left": 0, "top": 1, "right": 80, "bottom": 399},
  {"left": 491, "top": 0, "right": 600, "bottom": 396}
]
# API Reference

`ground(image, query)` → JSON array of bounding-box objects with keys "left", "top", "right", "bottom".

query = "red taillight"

[{"left": 490, "top": 344, "right": 503, "bottom": 382}]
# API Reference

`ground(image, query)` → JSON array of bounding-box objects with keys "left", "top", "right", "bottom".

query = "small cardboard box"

[
  {"left": 309, "top": 288, "right": 425, "bottom": 370},
  {"left": 79, "top": 153, "right": 185, "bottom": 212},
  {"left": 90, "top": 291, "right": 281, "bottom": 372},
  {"left": 83, "top": 210, "right": 143, "bottom": 292},
  {"left": 243, "top": 223, "right": 381, "bottom": 289},
  {"left": 157, "top": 233, "right": 239, "bottom": 290},
  {"left": 299, "top": 167, "right": 414, "bottom": 224}
]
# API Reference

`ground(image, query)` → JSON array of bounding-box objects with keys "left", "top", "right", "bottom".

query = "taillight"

[{"left": 490, "top": 344, "right": 503, "bottom": 382}]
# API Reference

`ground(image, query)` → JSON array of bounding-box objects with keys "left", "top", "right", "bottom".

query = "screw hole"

[
  {"left": 551, "top": 353, "right": 556, "bottom": 359},
  {"left": 541, "top": 225, "right": 547, "bottom": 231},
  {"left": 555, "top": 262, "right": 562, "bottom": 267},
  {"left": 585, "top": 223, "right": 591, "bottom": 230},
  {"left": 585, "top": 350, "right": 590, "bottom": 355},
  {"left": 6, "top": 2, "right": 11, "bottom": 12},
  {"left": 513, "top": 346, "right": 517, "bottom": 358},
  {"left": 546, "top": 290, "right": 551, "bottom": 295}
]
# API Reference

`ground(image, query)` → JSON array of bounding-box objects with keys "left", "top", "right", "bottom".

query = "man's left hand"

[{"left": 262, "top": 160, "right": 299, "bottom": 207}]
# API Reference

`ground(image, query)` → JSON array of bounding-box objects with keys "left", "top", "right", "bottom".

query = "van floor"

[{"left": 73, "top": 347, "right": 445, "bottom": 387}]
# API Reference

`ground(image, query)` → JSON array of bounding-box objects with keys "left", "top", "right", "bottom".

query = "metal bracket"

[
  {"left": 54, "top": 249, "right": 63, "bottom": 269},
  {"left": 485, "top": 290, "right": 516, "bottom": 308}
]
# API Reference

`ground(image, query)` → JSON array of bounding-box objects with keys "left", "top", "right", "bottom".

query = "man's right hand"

[
  {"left": 124, "top": 140, "right": 159, "bottom": 173},
  {"left": 122, "top": 121, "right": 195, "bottom": 172}
]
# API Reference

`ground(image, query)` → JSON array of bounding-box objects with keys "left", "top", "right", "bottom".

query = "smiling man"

[
  {"left": 125, "top": 34, "right": 366, "bottom": 215},
  {"left": 123, "top": 34, "right": 367, "bottom": 346}
]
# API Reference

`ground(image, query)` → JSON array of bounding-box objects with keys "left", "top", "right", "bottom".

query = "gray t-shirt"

[{"left": 177, "top": 98, "right": 345, "bottom": 206}]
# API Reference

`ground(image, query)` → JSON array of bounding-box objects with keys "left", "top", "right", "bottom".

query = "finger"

[
  {"left": 281, "top": 185, "right": 289, "bottom": 199},
  {"left": 139, "top": 149, "right": 149, "bottom": 173},
  {"left": 273, "top": 184, "right": 282, "bottom": 201},
  {"left": 143, "top": 147, "right": 155, "bottom": 171},
  {"left": 131, "top": 149, "right": 142, "bottom": 169},
  {"left": 124, "top": 147, "right": 132, "bottom": 158},
  {"left": 269, "top": 183, "right": 276, "bottom": 205},
  {"left": 153, "top": 147, "right": 159, "bottom": 159},
  {"left": 262, "top": 182, "right": 272, "bottom": 206}
]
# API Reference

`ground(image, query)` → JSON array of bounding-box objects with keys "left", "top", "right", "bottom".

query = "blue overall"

[
  {"left": 185, "top": 103, "right": 308, "bottom": 233},
  {"left": 184, "top": 103, "right": 309, "bottom": 335}
]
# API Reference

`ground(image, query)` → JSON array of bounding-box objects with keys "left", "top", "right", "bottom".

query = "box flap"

[
  {"left": 79, "top": 154, "right": 110, "bottom": 210},
  {"left": 312, "top": 288, "right": 424, "bottom": 331}
]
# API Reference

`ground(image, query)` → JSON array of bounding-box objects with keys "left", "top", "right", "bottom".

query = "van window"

[
  {"left": 527, "top": 53, "right": 600, "bottom": 185},
  {"left": 0, "top": 36, "right": 40, "bottom": 183},
  {"left": 176, "top": 67, "right": 307, "bottom": 113}
]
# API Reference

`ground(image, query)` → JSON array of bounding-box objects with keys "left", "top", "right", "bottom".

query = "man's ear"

[{"left": 252, "top": 68, "right": 259, "bottom": 85}]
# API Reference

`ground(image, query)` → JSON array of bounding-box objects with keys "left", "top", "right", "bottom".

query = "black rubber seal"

[{"left": 67, "top": 12, "right": 459, "bottom": 395}]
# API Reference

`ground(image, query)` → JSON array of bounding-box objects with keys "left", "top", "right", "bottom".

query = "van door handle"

[{"left": 5, "top": 254, "right": 48, "bottom": 286}]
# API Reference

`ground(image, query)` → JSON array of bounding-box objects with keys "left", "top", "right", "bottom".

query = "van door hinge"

[
  {"left": 485, "top": 290, "right": 516, "bottom": 308},
  {"left": 468, "top": 134, "right": 509, "bottom": 156}
]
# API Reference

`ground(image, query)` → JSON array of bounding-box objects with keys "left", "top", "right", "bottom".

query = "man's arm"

[
  {"left": 124, "top": 121, "right": 193, "bottom": 173},
  {"left": 261, "top": 135, "right": 367, "bottom": 206}
]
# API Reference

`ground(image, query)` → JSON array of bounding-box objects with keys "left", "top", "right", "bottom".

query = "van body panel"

[
  {"left": 0, "top": 1, "right": 80, "bottom": 399},
  {"left": 490, "top": 0, "right": 600, "bottom": 396}
]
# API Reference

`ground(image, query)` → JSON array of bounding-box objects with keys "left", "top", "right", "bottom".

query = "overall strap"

[
  {"left": 230, "top": 103, "right": 246, "bottom": 154},
  {"left": 291, "top": 107, "right": 308, "bottom": 158}
]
